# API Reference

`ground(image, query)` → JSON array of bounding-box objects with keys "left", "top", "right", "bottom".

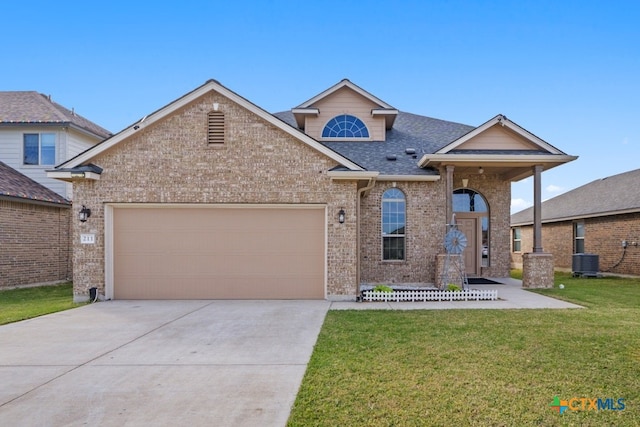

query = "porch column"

[
  {"left": 533, "top": 164, "right": 543, "bottom": 252},
  {"left": 445, "top": 165, "right": 454, "bottom": 226},
  {"left": 523, "top": 164, "right": 554, "bottom": 288}
]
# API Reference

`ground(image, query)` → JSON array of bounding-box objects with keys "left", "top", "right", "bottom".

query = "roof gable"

[
  {"left": 0, "top": 91, "right": 111, "bottom": 139},
  {"left": 54, "top": 80, "right": 364, "bottom": 173},
  {"left": 454, "top": 124, "right": 543, "bottom": 151},
  {"left": 295, "top": 79, "right": 395, "bottom": 110},
  {"left": 436, "top": 115, "right": 564, "bottom": 155},
  {"left": 292, "top": 79, "right": 398, "bottom": 130}
]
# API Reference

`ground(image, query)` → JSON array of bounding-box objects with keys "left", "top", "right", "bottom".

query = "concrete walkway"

[{"left": 330, "top": 278, "right": 583, "bottom": 310}]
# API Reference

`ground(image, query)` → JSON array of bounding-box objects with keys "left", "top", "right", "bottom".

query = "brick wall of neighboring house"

[
  {"left": 360, "top": 173, "right": 511, "bottom": 285},
  {"left": 511, "top": 212, "right": 640, "bottom": 276},
  {"left": 0, "top": 200, "right": 71, "bottom": 288},
  {"left": 71, "top": 92, "right": 359, "bottom": 299}
]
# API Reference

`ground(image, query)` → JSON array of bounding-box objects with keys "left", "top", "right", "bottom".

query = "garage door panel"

[{"left": 113, "top": 207, "right": 325, "bottom": 299}]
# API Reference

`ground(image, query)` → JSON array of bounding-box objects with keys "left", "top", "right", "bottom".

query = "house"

[
  {"left": 511, "top": 168, "right": 640, "bottom": 277},
  {"left": 48, "top": 79, "right": 576, "bottom": 302},
  {"left": 0, "top": 91, "right": 111, "bottom": 199},
  {"left": 0, "top": 161, "right": 72, "bottom": 288}
]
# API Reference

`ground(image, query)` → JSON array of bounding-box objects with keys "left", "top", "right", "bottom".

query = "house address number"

[{"left": 80, "top": 234, "right": 96, "bottom": 244}]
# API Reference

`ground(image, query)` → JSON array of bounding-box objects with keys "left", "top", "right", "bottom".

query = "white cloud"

[
  {"left": 545, "top": 184, "right": 564, "bottom": 193},
  {"left": 511, "top": 198, "right": 532, "bottom": 214}
]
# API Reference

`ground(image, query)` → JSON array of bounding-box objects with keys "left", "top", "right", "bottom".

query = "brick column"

[{"left": 522, "top": 252, "right": 554, "bottom": 288}]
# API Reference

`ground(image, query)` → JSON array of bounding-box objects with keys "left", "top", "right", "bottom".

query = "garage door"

[{"left": 112, "top": 206, "right": 325, "bottom": 299}]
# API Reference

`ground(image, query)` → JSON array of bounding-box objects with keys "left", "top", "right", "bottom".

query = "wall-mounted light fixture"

[
  {"left": 79, "top": 205, "right": 91, "bottom": 222},
  {"left": 462, "top": 178, "right": 469, "bottom": 188},
  {"left": 338, "top": 208, "right": 345, "bottom": 224},
  {"left": 478, "top": 166, "right": 484, "bottom": 174},
  {"left": 213, "top": 102, "right": 219, "bottom": 111}
]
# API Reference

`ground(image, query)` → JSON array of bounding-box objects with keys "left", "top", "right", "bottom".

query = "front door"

[{"left": 456, "top": 216, "right": 479, "bottom": 275}]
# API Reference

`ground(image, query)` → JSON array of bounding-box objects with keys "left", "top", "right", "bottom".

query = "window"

[
  {"left": 512, "top": 227, "right": 522, "bottom": 252},
  {"left": 382, "top": 188, "right": 406, "bottom": 260},
  {"left": 23, "top": 133, "right": 56, "bottom": 165},
  {"left": 574, "top": 221, "right": 585, "bottom": 253},
  {"left": 322, "top": 114, "right": 369, "bottom": 138},
  {"left": 208, "top": 111, "right": 225, "bottom": 144}
]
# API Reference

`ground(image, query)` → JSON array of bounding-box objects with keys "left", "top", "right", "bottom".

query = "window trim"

[
  {"left": 23, "top": 132, "right": 56, "bottom": 166},
  {"left": 321, "top": 114, "right": 370, "bottom": 139},
  {"left": 574, "top": 221, "right": 585, "bottom": 253},
  {"left": 512, "top": 227, "right": 522, "bottom": 252},
  {"left": 381, "top": 188, "right": 406, "bottom": 261}
]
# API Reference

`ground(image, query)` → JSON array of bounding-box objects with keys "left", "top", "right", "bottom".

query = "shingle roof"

[
  {"left": 274, "top": 110, "right": 474, "bottom": 175},
  {"left": 0, "top": 161, "right": 70, "bottom": 205},
  {"left": 511, "top": 168, "right": 640, "bottom": 225},
  {"left": 0, "top": 91, "right": 111, "bottom": 139}
]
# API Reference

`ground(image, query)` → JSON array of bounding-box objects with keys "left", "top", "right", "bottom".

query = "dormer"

[{"left": 291, "top": 79, "right": 398, "bottom": 141}]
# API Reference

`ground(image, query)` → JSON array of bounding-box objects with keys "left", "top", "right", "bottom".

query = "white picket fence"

[{"left": 362, "top": 289, "right": 498, "bottom": 302}]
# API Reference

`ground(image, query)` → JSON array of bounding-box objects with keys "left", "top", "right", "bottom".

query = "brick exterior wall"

[
  {"left": 0, "top": 200, "right": 71, "bottom": 288},
  {"left": 71, "top": 92, "right": 358, "bottom": 300},
  {"left": 359, "top": 173, "right": 511, "bottom": 285},
  {"left": 511, "top": 212, "right": 640, "bottom": 276}
]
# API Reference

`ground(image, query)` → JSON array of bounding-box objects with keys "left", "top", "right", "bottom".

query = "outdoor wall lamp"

[
  {"left": 462, "top": 178, "right": 469, "bottom": 188},
  {"left": 478, "top": 166, "right": 484, "bottom": 174},
  {"left": 79, "top": 205, "right": 91, "bottom": 222},
  {"left": 338, "top": 208, "right": 345, "bottom": 224}
]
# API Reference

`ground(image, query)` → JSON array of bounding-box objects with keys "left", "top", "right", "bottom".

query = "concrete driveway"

[{"left": 0, "top": 300, "right": 330, "bottom": 426}]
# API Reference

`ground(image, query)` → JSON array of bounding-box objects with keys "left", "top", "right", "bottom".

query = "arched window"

[
  {"left": 322, "top": 114, "right": 369, "bottom": 138},
  {"left": 382, "top": 188, "right": 406, "bottom": 260}
]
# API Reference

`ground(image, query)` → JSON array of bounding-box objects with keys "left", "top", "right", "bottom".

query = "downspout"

[{"left": 356, "top": 178, "right": 376, "bottom": 297}]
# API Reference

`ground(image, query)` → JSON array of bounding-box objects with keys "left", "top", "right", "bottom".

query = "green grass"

[
  {"left": 0, "top": 283, "right": 81, "bottom": 325},
  {"left": 288, "top": 274, "right": 640, "bottom": 426}
]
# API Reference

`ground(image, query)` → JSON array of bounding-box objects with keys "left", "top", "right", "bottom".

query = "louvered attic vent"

[{"left": 208, "top": 111, "right": 225, "bottom": 144}]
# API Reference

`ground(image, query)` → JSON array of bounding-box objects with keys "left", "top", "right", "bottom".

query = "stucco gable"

[
  {"left": 292, "top": 79, "right": 398, "bottom": 131},
  {"left": 436, "top": 115, "right": 564, "bottom": 155}
]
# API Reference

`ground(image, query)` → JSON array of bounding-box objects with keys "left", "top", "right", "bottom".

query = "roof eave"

[
  {"left": 0, "top": 194, "right": 70, "bottom": 208},
  {"left": 512, "top": 207, "right": 640, "bottom": 226},
  {"left": 46, "top": 170, "right": 101, "bottom": 182},
  {"left": 418, "top": 153, "right": 578, "bottom": 167}
]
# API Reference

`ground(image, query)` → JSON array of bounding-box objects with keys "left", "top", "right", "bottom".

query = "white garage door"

[{"left": 111, "top": 206, "right": 325, "bottom": 299}]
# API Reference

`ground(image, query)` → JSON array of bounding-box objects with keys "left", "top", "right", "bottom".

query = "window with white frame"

[
  {"left": 23, "top": 133, "right": 56, "bottom": 165},
  {"left": 382, "top": 188, "right": 406, "bottom": 260},
  {"left": 574, "top": 221, "right": 585, "bottom": 253},
  {"left": 512, "top": 227, "right": 522, "bottom": 252},
  {"left": 322, "top": 114, "right": 369, "bottom": 138}
]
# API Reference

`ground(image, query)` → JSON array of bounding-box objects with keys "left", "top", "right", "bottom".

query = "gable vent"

[{"left": 208, "top": 111, "right": 225, "bottom": 144}]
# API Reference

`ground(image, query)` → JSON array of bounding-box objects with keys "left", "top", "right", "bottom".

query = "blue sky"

[{"left": 3, "top": 1, "right": 639, "bottom": 213}]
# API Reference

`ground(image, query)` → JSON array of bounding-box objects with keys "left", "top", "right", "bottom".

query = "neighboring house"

[
  {"left": 0, "top": 91, "right": 111, "bottom": 199},
  {"left": 48, "top": 79, "right": 576, "bottom": 302},
  {"left": 0, "top": 161, "right": 71, "bottom": 288},
  {"left": 511, "top": 168, "right": 640, "bottom": 277}
]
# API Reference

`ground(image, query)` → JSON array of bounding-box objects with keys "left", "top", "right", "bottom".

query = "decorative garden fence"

[{"left": 361, "top": 288, "right": 498, "bottom": 302}]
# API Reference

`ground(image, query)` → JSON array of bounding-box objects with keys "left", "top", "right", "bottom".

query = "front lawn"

[
  {"left": 288, "top": 275, "right": 640, "bottom": 426},
  {"left": 0, "top": 283, "right": 80, "bottom": 325}
]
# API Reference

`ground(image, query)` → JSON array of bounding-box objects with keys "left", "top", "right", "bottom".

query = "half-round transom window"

[{"left": 322, "top": 114, "right": 369, "bottom": 138}]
